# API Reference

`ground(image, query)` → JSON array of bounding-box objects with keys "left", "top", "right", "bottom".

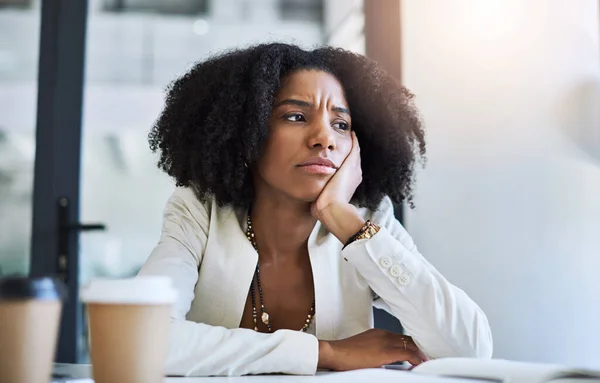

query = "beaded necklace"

[{"left": 246, "top": 215, "right": 315, "bottom": 332}]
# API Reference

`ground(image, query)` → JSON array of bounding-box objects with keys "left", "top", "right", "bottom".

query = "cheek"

[
  {"left": 255, "top": 132, "right": 293, "bottom": 179},
  {"left": 260, "top": 137, "right": 290, "bottom": 168}
]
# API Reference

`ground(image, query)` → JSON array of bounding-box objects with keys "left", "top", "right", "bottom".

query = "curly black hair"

[{"left": 149, "top": 43, "right": 425, "bottom": 211}]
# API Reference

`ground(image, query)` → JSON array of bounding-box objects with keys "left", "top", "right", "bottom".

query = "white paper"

[{"left": 412, "top": 358, "right": 600, "bottom": 383}]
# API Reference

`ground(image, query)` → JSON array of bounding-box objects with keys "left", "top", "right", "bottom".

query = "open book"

[{"left": 411, "top": 358, "right": 600, "bottom": 383}]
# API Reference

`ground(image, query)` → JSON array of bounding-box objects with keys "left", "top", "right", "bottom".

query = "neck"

[{"left": 249, "top": 188, "right": 316, "bottom": 264}]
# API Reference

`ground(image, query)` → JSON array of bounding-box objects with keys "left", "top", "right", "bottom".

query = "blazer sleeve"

[
  {"left": 342, "top": 197, "right": 493, "bottom": 359},
  {"left": 137, "top": 188, "right": 318, "bottom": 376}
]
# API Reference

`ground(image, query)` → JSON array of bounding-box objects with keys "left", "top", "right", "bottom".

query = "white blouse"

[{"left": 138, "top": 187, "right": 493, "bottom": 376}]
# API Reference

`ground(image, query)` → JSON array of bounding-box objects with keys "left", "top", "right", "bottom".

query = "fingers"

[
  {"left": 399, "top": 338, "right": 428, "bottom": 365},
  {"left": 387, "top": 349, "right": 424, "bottom": 367},
  {"left": 339, "top": 131, "right": 361, "bottom": 168},
  {"left": 348, "top": 132, "right": 362, "bottom": 171},
  {"left": 417, "top": 349, "right": 430, "bottom": 362},
  {"left": 392, "top": 335, "right": 429, "bottom": 364},
  {"left": 384, "top": 333, "right": 426, "bottom": 367},
  {"left": 404, "top": 352, "right": 424, "bottom": 367},
  {"left": 351, "top": 131, "right": 360, "bottom": 154},
  {"left": 392, "top": 334, "right": 421, "bottom": 354}
]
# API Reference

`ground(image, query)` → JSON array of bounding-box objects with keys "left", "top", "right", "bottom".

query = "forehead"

[{"left": 276, "top": 70, "right": 347, "bottom": 102}]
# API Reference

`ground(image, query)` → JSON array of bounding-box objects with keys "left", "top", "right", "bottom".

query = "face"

[{"left": 254, "top": 69, "right": 353, "bottom": 203}]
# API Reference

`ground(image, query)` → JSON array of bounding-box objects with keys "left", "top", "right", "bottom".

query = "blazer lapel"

[
  {"left": 196, "top": 205, "right": 257, "bottom": 329},
  {"left": 196, "top": 204, "right": 341, "bottom": 338},
  {"left": 308, "top": 222, "right": 339, "bottom": 341}
]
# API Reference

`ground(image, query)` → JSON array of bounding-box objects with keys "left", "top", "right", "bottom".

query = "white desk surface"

[
  {"left": 53, "top": 364, "right": 492, "bottom": 383},
  {"left": 163, "top": 369, "right": 492, "bottom": 382}
]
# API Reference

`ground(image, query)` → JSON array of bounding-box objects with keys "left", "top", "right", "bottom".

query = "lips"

[
  {"left": 298, "top": 157, "right": 337, "bottom": 169},
  {"left": 297, "top": 157, "right": 337, "bottom": 175}
]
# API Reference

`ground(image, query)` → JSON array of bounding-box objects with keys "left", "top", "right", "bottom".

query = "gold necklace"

[{"left": 246, "top": 215, "right": 315, "bottom": 333}]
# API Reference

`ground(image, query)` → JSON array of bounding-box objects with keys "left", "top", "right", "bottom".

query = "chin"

[{"left": 288, "top": 185, "right": 325, "bottom": 203}]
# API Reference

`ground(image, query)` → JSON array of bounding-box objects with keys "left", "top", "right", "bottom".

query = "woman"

[{"left": 139, "top": 43, "right": 492, "bottom": 376}]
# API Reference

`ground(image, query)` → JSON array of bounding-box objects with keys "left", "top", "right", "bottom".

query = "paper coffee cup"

[
  {"left": 0, "top": 276, "right": 66, "bottom": 383},
  {"left": 81, "top": 276, "right": 177, "bottom": 383}
]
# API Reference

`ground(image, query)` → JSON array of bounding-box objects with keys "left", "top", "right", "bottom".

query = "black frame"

[{"left": 30, "top": 0, "right": 89, "bottom": 363}]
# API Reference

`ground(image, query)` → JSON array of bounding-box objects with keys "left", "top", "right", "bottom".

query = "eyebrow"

[{"left": 273, "top": 99, "right": 350, "bottom": 116}]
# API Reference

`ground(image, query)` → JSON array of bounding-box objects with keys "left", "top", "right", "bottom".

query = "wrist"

[
  {"left": 316, "top": 202, "right": 364, "bottom": 244},
  {"left": 317, "top": 340, "right": 335, "bottom": 370},
  {"left": 312, "top": 198, "right": 341, "bottom": 221}
]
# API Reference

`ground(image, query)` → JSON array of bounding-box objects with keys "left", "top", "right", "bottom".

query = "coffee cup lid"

[
  {"left": 80, "top": 276, "right": 177, "bottom": 305},
  {"left": 0, "top": 276, "right": 67, "bottom": 301}
]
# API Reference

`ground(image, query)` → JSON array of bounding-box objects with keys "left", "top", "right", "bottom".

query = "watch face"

[
  {"left": 366, "top": 223, "right": 380, "bottom": 238},
  {"left": 360, "top": 224, "right": 374, "bottom": 240}
]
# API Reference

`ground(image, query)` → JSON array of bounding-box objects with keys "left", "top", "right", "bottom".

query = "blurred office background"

[
  {"left": 1, "top": 0, "right": 599, "bottom": 369},
  {"left": 0, "top": 0, "right": 358, "bottom": 283}
]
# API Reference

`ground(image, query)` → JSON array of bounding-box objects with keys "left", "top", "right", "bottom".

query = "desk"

[
  {"left": 164, "top": 370, "right": 488, "bottom": 382},
  {"left": 53, "top": 364, "right": 491, "bottom": 383}
]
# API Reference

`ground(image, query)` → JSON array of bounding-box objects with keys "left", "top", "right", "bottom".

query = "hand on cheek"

[
  {"left": 312, "top": 131, "right": 362, "bottom": 215},
  {"left": 311, "top": 132, "right": 365, "bottom": 244}
]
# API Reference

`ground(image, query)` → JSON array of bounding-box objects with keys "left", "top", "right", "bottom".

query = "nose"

[{"left": 306, "top": 117, "right": 336, "bottom": 151}]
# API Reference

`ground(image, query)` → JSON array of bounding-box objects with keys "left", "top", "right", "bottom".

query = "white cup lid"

[{"left": 80, "top": 276, "right": 177, "bottom": 305}]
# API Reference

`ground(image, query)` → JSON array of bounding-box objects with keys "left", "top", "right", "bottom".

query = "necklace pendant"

[{"left": 261, "top": 311, "right": 270, "bottom": 325}]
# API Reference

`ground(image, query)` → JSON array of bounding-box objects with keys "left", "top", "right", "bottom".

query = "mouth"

[{"left": 297, "top": 157, "right": 337, "bottom": 175}]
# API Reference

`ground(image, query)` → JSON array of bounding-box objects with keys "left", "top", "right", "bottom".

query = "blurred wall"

[
  {"left": 77, "top": 0, "right": 325, "bottom": 281},
  {"left": 323, "top": 0, "right": 364, "bottom": 53},
  {"left": 0, "top": 0, "right": 325, "bottom": 278},
  {"left": 402, "top": 0, "right": 600, "bottom": 367}
]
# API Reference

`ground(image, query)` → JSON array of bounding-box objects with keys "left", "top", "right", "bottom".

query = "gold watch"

[{"left": 344, "top": 220, "right": 381, "bottom": 248}]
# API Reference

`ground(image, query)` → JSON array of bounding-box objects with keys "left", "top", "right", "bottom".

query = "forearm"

[
  {"left": 314, "top": 202, "right": 365, "bottom": 245},
  {"left": 168, "top": 321, "right": 319, "bottom": 376},
  {"left": 343, "top": 228, "right": 493, "bottom": 359}
]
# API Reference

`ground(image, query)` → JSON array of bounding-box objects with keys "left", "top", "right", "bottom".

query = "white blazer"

[{"left": 138, "top": 187, "right": 493, "bottom": 376}]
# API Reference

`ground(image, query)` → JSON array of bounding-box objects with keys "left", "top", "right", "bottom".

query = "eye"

[
  {"left": 284, "top": 113, "right": 306, "bottom": 122},
  {"left": 333, "top": 121, "right": 350, "bottom": 131}
]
